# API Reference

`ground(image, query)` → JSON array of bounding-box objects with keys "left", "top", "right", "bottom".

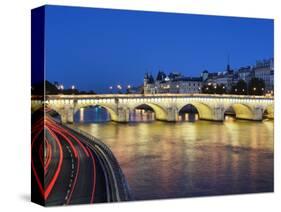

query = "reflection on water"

[
  {"left": 130, "top": 109, "right": 155, "bottom": 122},
  {"left": 74, "top": 107, "right": 274, "bottom": 200},
  {"left": 178, "top": 113, "right": 199, "bottom": 122},
  {"left": 75, "top": 106, "right": 110, "bottom": 123}
]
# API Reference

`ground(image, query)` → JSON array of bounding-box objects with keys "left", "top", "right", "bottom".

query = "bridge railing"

[{"left": 44, "top": 93, "right": 274, "bottom": 100}]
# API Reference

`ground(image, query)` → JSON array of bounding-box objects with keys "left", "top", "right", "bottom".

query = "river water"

[{"left": 73, "top": 107, "right": 274, "bottom": 200}]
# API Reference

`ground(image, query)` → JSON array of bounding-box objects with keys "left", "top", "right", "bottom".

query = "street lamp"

[
  {"left": 71, "top": 85, "right": 75, "bottom": 94},
  {"left": 117, "top": 85, "right": 122, "bottom": 93},
  {"left": 58, "top": 84, "right": 64, "bottom": 94},
  {"left": 109, "top": 86, "right": 113, "bottom": 93},
  {"left": 127, "top": 85, "right": 131, "bottom": 94}
]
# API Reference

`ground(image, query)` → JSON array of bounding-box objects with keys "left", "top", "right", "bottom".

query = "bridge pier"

[
  {"left": 59, "top": 106, "right": 74, "bottom": 124},
  {"left": 251, "top": 106, "right": 263, "bottom": 121},
  {"left": 211, "top": 105, "right": 225, "bottom": 121},
  {"left": 166, "top": 106, "right": 178, "bottom": 122},
  {"left": 116, "top": 107, "right": 130, "bottom": 123}
]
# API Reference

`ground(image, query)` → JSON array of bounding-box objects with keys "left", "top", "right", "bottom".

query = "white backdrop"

[{"left": 0, "top": 0, "right": 280, "bottom": 211}]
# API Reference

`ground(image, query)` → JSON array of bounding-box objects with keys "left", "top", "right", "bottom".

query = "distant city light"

[
  {"left": 253, "top": 87, "right": 256, "bottom": 91},
  {"left": 71, "top": 85, "right": 75, "bottom": 90},
  {"left": 164, "top": 76, "right": 170, "bottom": 81},
  {"left": 127, "top": 85, "right": 131, "bottom": 89},
  {"left": 60, "top": 85, "right": 64, "bottom": 90},
  {"left": 117, "top": 85, "right": 122, "bottom": 90},
  {"left": 109, "top": 86, "right": 113, "bottom": 90}
]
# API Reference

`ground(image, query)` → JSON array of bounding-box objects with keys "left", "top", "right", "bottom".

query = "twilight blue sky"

[{"left": 45, "top": 5, "right": 273, "bottom": 93}]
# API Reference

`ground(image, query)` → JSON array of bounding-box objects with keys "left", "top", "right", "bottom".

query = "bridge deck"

[{"left": 38, "top": 94, "right": 274, "bottom": 101}]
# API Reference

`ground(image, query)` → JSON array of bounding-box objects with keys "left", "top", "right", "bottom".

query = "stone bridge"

[{"left": 31, "top": 94, "right": 274, "bottom": 123}]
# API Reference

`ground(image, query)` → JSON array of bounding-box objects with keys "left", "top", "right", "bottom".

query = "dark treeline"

[
  {"left": 201, "top": 78, "right": 266, "bottom": 95},
  {"left": 31, "top": 81, "right": 96, "bottom": 95}
]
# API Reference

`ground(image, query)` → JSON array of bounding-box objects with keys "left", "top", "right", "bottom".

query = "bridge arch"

[
  {"left": 178, "top": 104, "right": 199, "bottom": 121},
  {"left": 131, "top": 103, "right": 168, "bottom": 121},
  {"left": 178, "top": 102, "right": 214, "bottom": 120},
  {"left": 74, "top": 104, "right": 118, "bottom": 122},
  {"left": 31, "top": 102, "right": 44, "bottom": 113},
  {"left": 44, "top": 105, "right": 71, "bottom": 123},
  {"left": 263, "top": 104, "right": 274, "bottom": 119},
  {"left": 224, "top": 103, "right": 254, "bottom": 120}
]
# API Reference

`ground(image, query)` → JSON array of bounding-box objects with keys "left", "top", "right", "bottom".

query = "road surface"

[{"left": 31, "top": 109, "right": 131, "bottom": 206}]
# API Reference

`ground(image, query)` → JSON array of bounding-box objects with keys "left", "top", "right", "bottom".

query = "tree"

[
  {"left": 231, "top": 80, "right": 247, "bottom": 95},
  {"left": 201, "top": 84, "right": 215, "bottom": 94},
  {"left": 248, "top": 78, "right": 265, "bottom": 95},
  {"left": 201, "top": 83, "right": 226, "bottom": 94},
  {"left": 32, "top": 80, "right": 59, "bottom": 95},
  {"left": 215, "top": 84, "right": 226, "bottom": 94}
]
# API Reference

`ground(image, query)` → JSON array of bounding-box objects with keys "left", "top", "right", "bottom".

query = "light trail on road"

[{"left": 31, "top": 108, "right": 131, "bottom": 206}]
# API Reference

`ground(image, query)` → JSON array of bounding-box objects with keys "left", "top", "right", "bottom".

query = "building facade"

[
  {"left": 143, "top": 58, "right": 273, "bottom": 95},
  {"left": 201, "top": 58, "right": 274, "bottom": 93},
  {"left": 237, "top": 66, "right": 253, "bottom": 84},
  {"left": 201, "top": 64, "right": 235, "bottom": 92},
  {"left": 253, "top": 58, "right": 274, "bottom": 92},
  {"left": 144, "top": 71, "right": 203, "bottom": 94}
]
